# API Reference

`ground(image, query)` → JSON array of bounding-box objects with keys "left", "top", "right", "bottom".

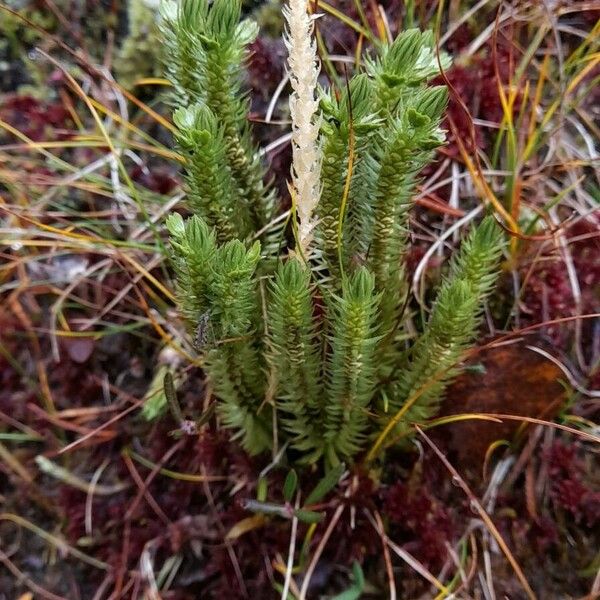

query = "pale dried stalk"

[{"left": 284, "top": 0, "right": 321, "bottom": 255}]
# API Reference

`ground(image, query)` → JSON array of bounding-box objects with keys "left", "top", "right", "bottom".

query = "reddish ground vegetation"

[{"left": 0, "top": 95, "right": 73, "bottom": 142}]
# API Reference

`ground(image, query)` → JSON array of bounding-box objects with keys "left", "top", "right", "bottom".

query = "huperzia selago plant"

[{"left": 161, "top": 0, "right": 505, "bottom": 468}]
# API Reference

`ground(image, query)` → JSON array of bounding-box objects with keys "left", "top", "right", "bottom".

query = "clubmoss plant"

[{"left": 161, "top": 0, "right": 505, "bottom": 466}]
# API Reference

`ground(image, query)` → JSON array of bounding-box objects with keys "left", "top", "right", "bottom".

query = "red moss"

[
  {"left": 546, "top": 441, "right": 600, "bottom": 527},
  {"left": 444, "top": 23, "right": 475, "bottom": 54},
  {"left": 521, "top": 216, "right": 600, "bottom": 350},
  {"left": 330, "top": 472, "right": 380, "bottom": 563},
  {"left": 383, "top": 481, "right": 454, "bottom": 569},
  {"left": 0, "top": 95, "right": 73, "bottom": 141},
  {"left": 130, "top": 164, "right": 179, "bottom": 195},
  {"left": 530, "top": 516, "right": 559, "bottom": 553},
  {"left": 434, "top": 38, "right": 524, "bottom": 157},
  {"left": 248, "top": 37, "right": 286, "bottom": 98}
]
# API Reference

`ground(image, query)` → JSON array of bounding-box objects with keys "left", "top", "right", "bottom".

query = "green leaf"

[
  {"left": 329, "top": 561, "right": 365, "bottom": 600},
  {"left": 141, "top": 364, "right": 172, "bottom": 421},
  {"left": 241, "top": 499, "right": 292, "bottom": 518},
  {"left": 293, "top": 509, "right": 325, "bottom": 524},
  {"left": 283, "top": 469, "right": 298, "bottom": 503},
  {"left": 195, "top": 402, "right": 216, "bottom": 428},
  {"left": 236, "top": 19, "right": 259, "bottom": 45},
  {"left": 241, "top": 499, "right": 322, "bottom": 523},
  {"left": 418, "top": 85, "right": 449, "bottom": 119},
  {"left": 164, "top": 372, "right": 183, "bottom": 422},
  {"left": 165, "top": 212, "right": 185, "bottom": 237},
  {"left": 407, "top": 107, "right": 430, "bottom": 128},
  {"left": 305, "top": 464, "right": 345, "bottom": 506},
  {"left": 257, "top": 476, "right": 268, "bottom": 502}
]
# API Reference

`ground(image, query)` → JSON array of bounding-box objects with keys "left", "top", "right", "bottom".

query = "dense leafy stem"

[
  {"left": 161, "top": 0, "right": 274, "bottom": 239},
  {"left": 267, "top": 259, "right": 324, "bottom": 460},
  {"left": 324, "top": 269, "right": 381, "bottom": 464},
  {"left": 381, "top": 217, "right": 505, "bottom": 438}
]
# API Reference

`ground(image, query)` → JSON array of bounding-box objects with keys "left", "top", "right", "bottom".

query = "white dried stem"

[{"left": 284, "top": 0, "right": 322, "bottom": 255}]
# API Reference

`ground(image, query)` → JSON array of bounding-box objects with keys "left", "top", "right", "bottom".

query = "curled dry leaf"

[{"left": 225, "top": 514, "right": 268, "bottom": 541}]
